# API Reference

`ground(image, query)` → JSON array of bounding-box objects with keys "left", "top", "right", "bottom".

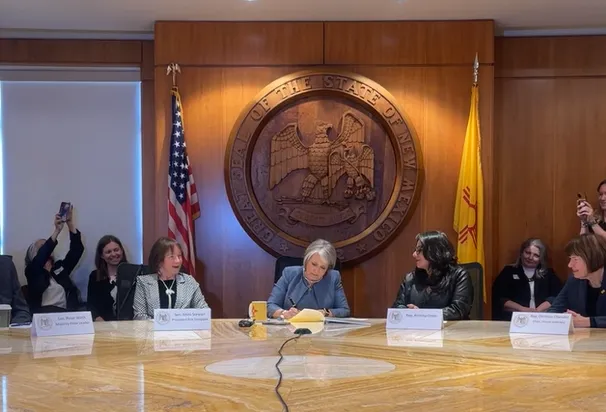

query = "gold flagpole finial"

[
  {"left": 166, "top": 63, "right": 181, "bottom": 88},
  {"left": 473, "top": 53, "right": 479, "bottom": 85}
]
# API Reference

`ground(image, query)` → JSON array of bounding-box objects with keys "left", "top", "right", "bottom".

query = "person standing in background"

[{"left": 578, "top": 179, "right": 606, "bottom": 241}]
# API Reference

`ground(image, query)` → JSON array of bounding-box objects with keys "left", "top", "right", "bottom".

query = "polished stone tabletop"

[{"left": 1, "top": 320, "right": 606, "bottom": 411}]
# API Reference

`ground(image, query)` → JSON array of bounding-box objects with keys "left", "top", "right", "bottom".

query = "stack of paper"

[
  {"left": 289, "top": 308, "right": 325, "bottom": 323},
  {"left": 289, "top": 310, "right": 371, "bottom": 326}
]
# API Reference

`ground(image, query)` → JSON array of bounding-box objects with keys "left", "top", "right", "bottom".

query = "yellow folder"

[{"left": 289, "top": 308, "right": 325, "bottom": 323}]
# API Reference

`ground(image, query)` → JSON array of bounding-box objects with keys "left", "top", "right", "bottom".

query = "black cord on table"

[{"left": 274, "top": 334, "right": 302, "bottom": 412}]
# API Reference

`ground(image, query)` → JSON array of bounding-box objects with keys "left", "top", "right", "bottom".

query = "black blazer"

[
  {"left": 392, "top": 266, "right": 473, "bottom": 320},
  {"left": 547, "top": 274, "right": 606, "bottom": 328},
  {"left": 492, "top": 265, "right": 562, "bottom": 321},
  {"left": 24, "top": 230, "right": 84, "bottom": 312},
  {"left": 0, "top": 256, "right": 31, "bottom": 324},
  {"left": 86, "top": 270, "right": 117, "bottom": 321}
]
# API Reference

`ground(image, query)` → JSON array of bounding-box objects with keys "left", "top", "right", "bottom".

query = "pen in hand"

[{"left": 288, "top": 297, "right": 297, "bottom": 308}]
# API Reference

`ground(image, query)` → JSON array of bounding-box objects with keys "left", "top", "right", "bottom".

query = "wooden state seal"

[{"left": 224, "top": 71, "right": 423, "bottom": 264}]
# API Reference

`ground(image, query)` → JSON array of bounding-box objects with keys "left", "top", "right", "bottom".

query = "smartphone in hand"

[
  {"left": 577, "top": 193, "right": 587, "bottom": 206},
  {"left": 58, "top": 202, "right": 71, "bottom": 222}
]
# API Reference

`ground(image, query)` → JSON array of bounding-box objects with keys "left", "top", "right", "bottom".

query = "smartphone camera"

[{"left": 58, "top": 202, "right": 71, "bottom": 222}]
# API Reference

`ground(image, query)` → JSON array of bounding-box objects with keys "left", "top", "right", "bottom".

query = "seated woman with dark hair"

[
  {"left": 392, "top": 231, "right": 473, "bottom": 320},
  {"left": 87, "top": 235, "right": 128, "bottom": 321},
  {"left": 133, "top": 237, "right": 208, "bottom": 320},
  {"left": 547, "top": 234, "right": 606, "bottom": 328},
  {"left": 492, "top": 238, "right": 562, "bottom": 321},
  {"left": 24, "top": 208, "right": 84, "bottom": 313}
]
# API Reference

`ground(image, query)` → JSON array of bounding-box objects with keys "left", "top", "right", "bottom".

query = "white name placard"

[
  {"left": 509, "top": 312, "right": 574, "bottom": 335},
  {"left": 153, "top": 308, "right": 211, "bottom": 331},
  {"left": 32, "top": 312, "right": 94, "bottom": 337},
  {"left": 386, "top": 308, "right": 443, "bottom": 330}
]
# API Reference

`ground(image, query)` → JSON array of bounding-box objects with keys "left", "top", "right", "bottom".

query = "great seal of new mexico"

[{"left": 224, "top": 71, "right": 423, "bottom": 264}]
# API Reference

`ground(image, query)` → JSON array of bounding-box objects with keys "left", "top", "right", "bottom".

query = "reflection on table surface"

[{"left": 1, "top": 320, "right": 606, "bottom": 411}]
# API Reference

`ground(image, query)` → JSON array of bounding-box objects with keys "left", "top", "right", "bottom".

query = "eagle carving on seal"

[{"left": 269, "top": 111, "right": 376, "bottom": 203}]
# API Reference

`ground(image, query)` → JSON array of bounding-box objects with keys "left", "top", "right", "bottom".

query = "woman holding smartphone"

[
  {"left": 24, "top": 206, "right": 84, "bottom": 313},
  {"left": 578, "top": 179, "right": 606, "bottom": 242}
]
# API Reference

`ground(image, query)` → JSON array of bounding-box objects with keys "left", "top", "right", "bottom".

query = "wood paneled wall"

[
  {"left": 153, "top": 21, "right": 495, "bottom": 318},
  {"left": 495, "top": 36, "right": 606, "bottom": 284},
  {"left": 0, "top": 38, "right": 157, "bottom": 259}
]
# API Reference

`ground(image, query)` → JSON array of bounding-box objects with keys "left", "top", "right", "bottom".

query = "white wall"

[{"left": 0, "top": 79, "right": 143, "bottom": 301}]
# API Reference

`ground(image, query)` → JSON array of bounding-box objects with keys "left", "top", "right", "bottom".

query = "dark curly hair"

[{"left": 414, "top": 231, "right": 458, "bottom": 291}]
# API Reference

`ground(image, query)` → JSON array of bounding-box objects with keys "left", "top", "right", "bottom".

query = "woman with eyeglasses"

[
  {"left": 133, "top": 237, "right": 209, "bottom": 320},
  {"left": 492, "top": 238, "right": 562, "bottom": 321},
  {"left": 547, "top": 234, "right": 606, "bottom": 328},
  {"left": 391, "top": 231, "right": 473, "bottom": 320}
]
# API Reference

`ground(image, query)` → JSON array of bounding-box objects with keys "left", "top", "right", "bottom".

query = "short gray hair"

[{"left": 303, "top": 239, "right": 337, "bottom": 270}]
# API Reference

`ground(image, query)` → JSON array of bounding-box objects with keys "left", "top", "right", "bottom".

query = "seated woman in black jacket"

[
  {"left": 547, "top": 233, "right": 606, "bottom": 328},
  {"left": 24, "top": 208, "right": 84, "bottom": 313},
  {"left": 392, "top": 231, "right": 473, "bottom": 320},
  {"left": 492, "top": 238, "right": 562, "bottom": 321},
  {"left": 87, "top": 235, "right": 128, "bottom": 321}
]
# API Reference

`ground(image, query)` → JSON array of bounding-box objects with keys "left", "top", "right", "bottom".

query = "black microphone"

[{"left": 116, "top": 264, "right": 144, "bottom": 320}]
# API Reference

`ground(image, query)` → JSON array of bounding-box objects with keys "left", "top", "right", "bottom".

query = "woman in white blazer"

[{"left": 133, "top": 237, "right": 208, "bottom": 320}]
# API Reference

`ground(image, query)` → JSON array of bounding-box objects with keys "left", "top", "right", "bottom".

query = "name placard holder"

[
  {"left": 153, "top": 308, "right": 211, "bottom": 331},
  {"left": 509, "top": 312, "right": 574, "bottom": 335},
  {"left": 31, "top": 312, "right": 95, "bottom": 337},
  {"left": 386, "top": 308, "right": 443, "bottom": 330}
]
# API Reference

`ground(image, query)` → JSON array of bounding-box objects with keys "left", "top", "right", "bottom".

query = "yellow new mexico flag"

[{"left": 453, "top": 84, "right": 485, "bottom": 302}]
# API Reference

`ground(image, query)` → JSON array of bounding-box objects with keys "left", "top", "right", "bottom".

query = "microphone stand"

[{"left": 116, "top": 264, "right": 144, "bottom": 320}]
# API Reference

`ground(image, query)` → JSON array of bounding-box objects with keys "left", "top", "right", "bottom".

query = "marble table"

[{"left": 1, "top": 320, "right": 606, "bottom": 411}]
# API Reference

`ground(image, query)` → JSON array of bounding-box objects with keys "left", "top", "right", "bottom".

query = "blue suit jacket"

[
  {"left": 267, "top": 266, "right": 350, "bottom": 318},
  {"left": 547, "top": 274, "right": 606, "bottom": 328}
]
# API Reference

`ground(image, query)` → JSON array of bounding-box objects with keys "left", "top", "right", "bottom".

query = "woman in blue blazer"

[
  {"left": 267, "top": 239, "right": 350, "bottom": 319},
  {"left": 548, "top": 234, "right": 606, "bottom": 328}
]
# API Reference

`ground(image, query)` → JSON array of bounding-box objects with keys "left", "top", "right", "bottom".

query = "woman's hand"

[
  {"left": 281, "top": 308, "right": 299, "bottom": 319},
  {"left": 52, "top": 214, "right": 65, "bottom": 241},
  {"left": 536, "top": 301, "right": 551, "bottom": 312},
  {"left": 568, "top": 309, "right": 590, "bottom": 328},
  {"left": 319, "top": 309, "right": 333, "bottom": 317},
  {"left": 406, "top": 304, "right": 419, "bottom": 309},
  {"left": 95, "top": 317, "right": 104, "bottom": 322},
  {"left": 577, "top": 201, "right": 594, "bottom": 221}
]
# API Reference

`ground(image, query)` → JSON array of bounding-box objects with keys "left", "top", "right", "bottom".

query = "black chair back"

[
  {"left": 116, "top": 263, "right": 150, "bottom": 320},
  {"left": 460, "top": 262, "right": 484, "bottom": 320},
  {"left": 274, "top": 256, "right": 342, "bottom": 284}
]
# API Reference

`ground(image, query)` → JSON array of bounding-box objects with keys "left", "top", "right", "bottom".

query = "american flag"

[{"left": 168, "top": 87, "right": 200, "bottom": 275}]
